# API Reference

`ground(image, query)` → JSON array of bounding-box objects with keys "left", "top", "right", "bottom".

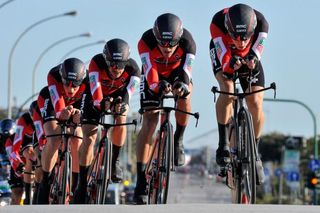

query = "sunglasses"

[
  {"left": 106, "top": 60, "right": 127, "bottom": 70},
  {"left": 156, "top": 38, "right": 179, "bottom": 48},
  {"left": 62, "top": 78, "right": 82, "bottom": 87}
]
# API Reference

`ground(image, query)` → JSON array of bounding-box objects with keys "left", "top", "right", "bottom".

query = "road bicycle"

[
  {"left": 86, "top": 112, "right": 137, "bottom": 204},
  {"left": 139, "top": 95, "right": 199, "bottom": 204},
  {"left": 47, "top": 121, "right": 82, "bottom": 204},
  {"left": 211, "top": 70, "right": 276, "bottom": 204}
]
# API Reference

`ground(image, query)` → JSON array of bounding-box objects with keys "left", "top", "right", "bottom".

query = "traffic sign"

[{"left": 308, "top": 159, "right": 320, "bottom": 171}]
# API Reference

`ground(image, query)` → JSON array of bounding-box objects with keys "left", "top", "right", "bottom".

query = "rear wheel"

[{"left": 60, "top": 152, "right": 71, "bottom": 204}]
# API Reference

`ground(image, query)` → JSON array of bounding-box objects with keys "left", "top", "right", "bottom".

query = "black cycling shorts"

[
  {"left": 139, "top": 68, "right": 193, "bottom": 108},
  {"left": 8, "top": 167, "right": 23, "bottom": 189},
  {"left": 209, "top": 39, "right": 265, "bottom": 92}
]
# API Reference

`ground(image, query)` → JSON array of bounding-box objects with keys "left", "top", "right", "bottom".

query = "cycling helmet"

[
  {"left": 0, "top": 119, "right": 16, "bottom": 138},
  {"left": 153, "top": 13, "right": 183, "bottom": 47},
  {"left": 103, "top": 38, "right": 130, "bottom": 69},
  {"left": 225, "top": 4, "right": 257, "bottom": 41},
  {"left": 59, "top": 58, "right": 86, "bottom": 87},
  {"left": 29, "top": 100, "right": 38, "bottom": 117}
]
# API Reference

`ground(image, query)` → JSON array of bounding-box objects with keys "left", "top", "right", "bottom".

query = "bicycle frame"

[
  {"left": 47, "top": 121, "right": 81, "bottom": 204},
  {"left": 211, "top": 73, "right": 276, "bottom": 204},
  {"left": 140, "top": 95, "right": 199, "bottom": 204},
  {"left": 86, "top": 112, "right": 137, "bottom": 204}
]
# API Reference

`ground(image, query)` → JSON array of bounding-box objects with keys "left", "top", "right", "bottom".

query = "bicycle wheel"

[
  {"left": 49, "top": 163, "right": 61, "bottom": 204},
  {"left": 237, "top": 108, "right": 256, "bottom": 204},
  {"left": 87, "top": 144, "right": 104, "bottom": 204},
  {"left": 155, "top": 122, "right": 173, "bottom": 204},
  {"left": 60, "top": 152, "right": 72, "bottom": 204},
  {"left": 100, "top": 138, "right": 112, "bottom": 204}
]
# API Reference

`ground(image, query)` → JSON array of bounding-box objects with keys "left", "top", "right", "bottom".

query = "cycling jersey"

[
  {"left": 210, "top": 7, "right": 269, "bottom": 75},
  {"left": 30, "top": 101, "right": 46, "bottom": 150},
  {"left": 11, "top": 113, "right": 33, "bottom": 172},
  {"left": 47, "top": 65, "right": 88, "bottom": 118},
  {"left": 88, "top": 54, "right": 141, "bottom": 109},
  {"left": 138, "top": 28, "right": 196, "bottom": 94}
]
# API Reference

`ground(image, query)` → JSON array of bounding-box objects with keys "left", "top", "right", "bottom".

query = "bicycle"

[
  {"left": 47, "top": 121, "right": 82, "bottom": 204},
  {"left": 139, "top": 95, "right": 199, "bottom": 204},
  {"left": 86, "top": 112, "right": 137, "bottom": 204},
  {"left": 211, "top": 70, "right": 276, "bottom": 204}
]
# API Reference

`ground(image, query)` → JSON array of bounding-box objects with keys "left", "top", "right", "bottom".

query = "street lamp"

[
  {"left": 7, "top": 10, "right": 77, "bottom": 119},
  {"left": 0, "top": 0, "right": 15, "bottom": 9},
  {"left": 60, "top": 40, "right": 106, "bottom": 62},
  {"left": 32, "top": 32, "right": 91, "bottom": 96}
]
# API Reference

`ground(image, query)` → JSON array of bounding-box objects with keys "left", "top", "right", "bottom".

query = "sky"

[{"left": 0, "top": 0, "right": 320, "bottom": 149}]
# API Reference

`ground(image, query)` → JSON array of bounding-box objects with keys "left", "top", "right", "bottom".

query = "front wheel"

[
  {"left": 155, "top": 122, "right": 173, "bottom": 204},
  {"left": 237, "top": 108, "right": 256, "bottom": 204}
]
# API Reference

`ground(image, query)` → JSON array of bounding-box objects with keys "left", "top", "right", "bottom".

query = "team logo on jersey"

[
  {"left": 89, "top": 72, "right": 99, "bottom": 94},
  {"left": 141, "top": 56, "right": 148, "bottom": 71},
  {"left": 34, "top": 121, "right": 43, "bottom": 139},
  {"left": 256, "top": 38, "right": 265, "bottom": 55},
  {"left": 215, "top": 42, "right": 222, "bottom": 59},
  {"left": 13, "top": 126, "right": 23, "bottom": 145},
  {"left": 49, "top": 85, "right": 59, "bottom": 106}
]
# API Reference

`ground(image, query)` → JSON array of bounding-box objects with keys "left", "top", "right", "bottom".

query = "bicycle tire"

[
  {"left": 237, "top": 108, "right": 256, "bottom": 204},
  {"left": 49, "top": 163, "right": 61, "bottom": 204},
  {"left": 60, "top": 152, "right": 71, "bottom": 204},
  {"left": 155, "top": 122, "right": 173, "bottom": 204},
  {"left": 87, "top": 144, "right": 104, "bottom": 204},
  {"left": 101, "top": 138, "right": 112, "bottom": 204}
]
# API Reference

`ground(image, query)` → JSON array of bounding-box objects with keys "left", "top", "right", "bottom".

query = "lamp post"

[
  {"left": 7, "top": 10, "right": 77, "bottom": 119},
  {"left": 60, "top": 40, "right": 106, "bottom": 62},
  {"left": 0, "top": 0, "right": 15, "bottom": 9},
  {"left": 32, "top": 32, "right": 91, "bottom": 96}
]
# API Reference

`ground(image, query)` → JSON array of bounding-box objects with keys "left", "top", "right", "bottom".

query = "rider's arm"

[
  {"left": 176, "top": 29, "right": 196, "bottom": 87},
  {"left": 47, "top": 69, "right": 66, "bottom": 119},
  {"left": 138, "top": 38, "right": 160, "bottom": 94},
  {"left": 249, "top": 10, "right": 269, "bottom": 60},
  {"left": 122, "top": 59, "right": 141, "bottom": 104},
  {"left": 210, "top": 22, "right": 234, "bottom": 75},
  {"left": 88, "top": 56, "right": 104, "bottom": 110}
]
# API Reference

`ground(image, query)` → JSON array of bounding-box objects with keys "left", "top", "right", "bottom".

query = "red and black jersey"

[
  {"left": 210, "top": 8, "right": 269, "bottom": 74},
  {"left": 138, "top": 28, "right": 196, "bottom": 93},
  {"left": 47, "top": 65, "right": 88, "bottom": 117},
  {"left": 88, "top": 54, "right": 141, "bottom": 109},
  {"left": 11, "top": 113, "right": 34, "bottom": 170}
]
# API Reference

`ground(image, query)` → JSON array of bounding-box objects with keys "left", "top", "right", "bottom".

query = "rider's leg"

[
  {"left": 74, "top": 124, "right": 98, "bottom": 204},
  {"left": 134, "top": 112, "right": 159, "bottom": 204},
  {"left": 245, "top": 87, "right": 265, "bottom": 184},
  {"left": 22, "top": 147, "right": 36, "bottom": 205},
  {"left": 32, "top": 146, "right": 42, "bottom": 204},
  {"left": 174, "top": 83, "right": 193, "bottom": 166},
  {"left": 38, "top": 120, "right": 61, "bottom": 204},
  {"left": 215, "top": 72, "right": 234, "bottom": 166},
  {"left": 110, "top": 115, "right": 127, "bottom": 183},
  {"left": 70, "top": 128, "right": 82, "bottom": 197}
]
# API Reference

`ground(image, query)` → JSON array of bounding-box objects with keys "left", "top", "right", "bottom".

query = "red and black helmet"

[
  {"left": 59, "top": 57, "right": 86, "bottom": 87},
  {"left": 103, "top": 38, "right": 130, "bottom": 69},
  {"left": 224, "top": 4, "right": 257, "bottom": 41},
  {"left": 153, "top": 13, "right": 183, "bottom": 47}
]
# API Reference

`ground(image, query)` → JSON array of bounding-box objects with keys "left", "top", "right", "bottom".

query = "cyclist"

[
  {"left": 74, "top": 38, "right": 140, "bottom": 204},
  {"left": 37, "top": 58, "right": 86, "bottom": 204},
  {"left": 11, "top": 108, "right": 37, "bottom": 205},
  {"left": 1, "top": 119, "right": 23, "bottom": 205},
  {"left": 28, "top": 100, "right": 46, "bottom": 204},
  {"left": 134, "top": 13, "right": 196, "bottom": 204},
  {"left": 209, "top": 3, "right": 269, "bottom": 184}
]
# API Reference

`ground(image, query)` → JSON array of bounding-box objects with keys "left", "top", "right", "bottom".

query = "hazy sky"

[{"left": 1, "top": 0, "right": 319, "bottom": 149}]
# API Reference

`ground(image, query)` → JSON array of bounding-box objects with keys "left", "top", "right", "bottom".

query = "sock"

[
  {"left": 174, "top": 123, "right": 186, "bottom": 146},
  {"left": 37, "top": 171, "right": 50, "bottom": 204},
  {"left": 112, "top": 144, "right": 121, "bottom": 167},
  {"left": 218, "top": 123, "right": 230, "bottom": 148},
  {"left": 71, "top": 172, "right": 79, "bottom": 195},
  {"left": 136, "top": 162, "right": 146, "bottom": 192},
  {"left": 24, "top": 182, "right": 31, "bottom": 205},
  {"left": 79, "top": 166, "right": 89, "bottom": 190},
  {"left": 32, "top": 182, "right": 40, "bottom": 204}
]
